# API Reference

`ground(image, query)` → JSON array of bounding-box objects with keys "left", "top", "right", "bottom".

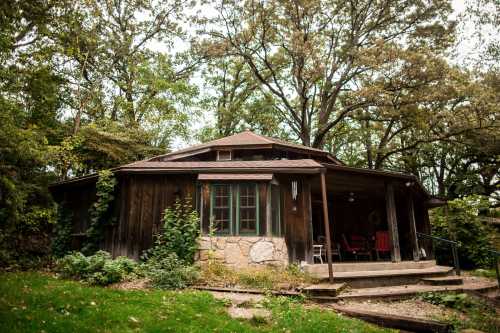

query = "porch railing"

[{"left": 416, "top": 232, "right": 460, "bottom": 276}]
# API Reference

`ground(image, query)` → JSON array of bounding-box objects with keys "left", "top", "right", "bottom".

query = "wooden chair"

[
  {"left": 341, "top": 234, "right": 372, "bottom": 261},
  {"left": 375, "top": 231, "right": 391, "bottom": 260}
]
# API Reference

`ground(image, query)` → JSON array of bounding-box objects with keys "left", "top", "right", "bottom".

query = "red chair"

[
  {"left": 375, "top": 231, "right": 391, "bottom": 260},
  {"left": 341, "top": 234, "right": 372, "bottom": 261}
]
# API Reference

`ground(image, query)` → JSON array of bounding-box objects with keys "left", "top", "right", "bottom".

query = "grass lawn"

[{"left": 0, "top": 272, "right": 391, "bottom": 333}]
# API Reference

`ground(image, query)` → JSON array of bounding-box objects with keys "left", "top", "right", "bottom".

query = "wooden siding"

[
  {"left": 102, "top": 174, "right": 196, "bottom": 259},
  {"left": 279, "top": 175, "right": 313, "bottom": 264}
]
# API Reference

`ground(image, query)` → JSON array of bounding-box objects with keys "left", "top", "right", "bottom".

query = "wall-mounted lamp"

[
  {"left": 405, "top": 181, "right": 414, "bottom": 187},
  {"left": 348, "top": 192, "right": 355, "bottom": 203},
  {"left": 291, "top": 180, "right": 298, "bottom": 201}
]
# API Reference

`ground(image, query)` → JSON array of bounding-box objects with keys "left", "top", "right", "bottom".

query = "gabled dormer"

[{"left": 148, "top": 130, "right": 343, "bottom": 165}]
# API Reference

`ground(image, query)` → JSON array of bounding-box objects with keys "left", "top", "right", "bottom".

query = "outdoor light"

[
  {"left": 348, "top": 192, "right": 355, "bottom": 202},
  {"left": 291, "top": 180, "right": 298, "bottom": 200},
  {"left": 405, "top": 181, "right": 414, "bottom": 187}
]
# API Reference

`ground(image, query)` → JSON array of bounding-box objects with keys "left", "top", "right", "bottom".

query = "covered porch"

[{"left": 306, "top": 164, "right": 439, "bottom": 282}]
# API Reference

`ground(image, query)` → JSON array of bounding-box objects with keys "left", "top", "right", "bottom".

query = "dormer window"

[{"left": 217, "top": 150, "right": 232, "bottom": 161}]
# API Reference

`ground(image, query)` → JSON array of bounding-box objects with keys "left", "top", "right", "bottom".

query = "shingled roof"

[
  {"left": 149, "top": 130, "right": 342, "bottom": 164},
  {"left": 121, "top": 159, "right": 323, "bottom": 172}
]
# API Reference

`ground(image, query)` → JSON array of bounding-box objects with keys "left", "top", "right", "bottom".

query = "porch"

[{"left": 305, "top": 165, "right": 439, "bottom": 282}]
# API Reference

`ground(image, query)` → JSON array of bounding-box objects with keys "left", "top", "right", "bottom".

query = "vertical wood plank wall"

[
  {"left": 103, "top": 174, "right": 197, "bottom": 259},
  {"left": 280, "top": 175, "right": 313, "bottom": 264}
]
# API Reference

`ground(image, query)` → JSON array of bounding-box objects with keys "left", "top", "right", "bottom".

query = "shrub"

[
  {"left": 143, "top": 197, "right": 199, "bottom": 264},
  {"left": 56, "top": 251, "right": 137, "bottom": 286},
  {"left": 141, "top": 252, "right": 198, "bottom": 289},
  {"left": 430, "top": 195, "right": 497, "bottom": 269}
]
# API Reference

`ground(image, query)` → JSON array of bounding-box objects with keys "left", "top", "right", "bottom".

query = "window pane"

[
  {"left": 212, "top": 184, "right": 231, "bottom": 233},
  {"left": 239, "top": 184, "right": 257, "bottom": 234}
]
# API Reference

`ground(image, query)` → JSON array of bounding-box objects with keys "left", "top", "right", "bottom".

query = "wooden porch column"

[
  {"left": 320, "top": 171, "right": 334, "bottom": 283},
  {"left": 385, "top": 183, "right": 401, "bottom": 262},
  {"left": 408, "top": 195, "right": 420, "bottom": 261}
]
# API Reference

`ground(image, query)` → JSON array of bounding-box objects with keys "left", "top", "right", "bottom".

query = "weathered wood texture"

[
  {"left": 385, "top": 183, "right": 401, "bottom": 262},
  {"left": 279, "top": 175, "right": 313, "bottom": 264},
  {"left": 102, "top": 174, "right": 196, "bottom": 259}
]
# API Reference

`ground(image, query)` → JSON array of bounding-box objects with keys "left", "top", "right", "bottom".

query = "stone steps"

[
  {"left": 421, "top": 276, "right": 463, "bottom": 286},
  {"left": 302, "top": 283, "right": 347, "bottom": 297},
  {"left": 314, "top": 266, "right": 454, "bottom": 288}
]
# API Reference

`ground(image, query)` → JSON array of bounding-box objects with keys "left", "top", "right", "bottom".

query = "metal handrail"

[
  {"left": 416, "top": 232, "right": 460, "bottom": 276},
  {"left": 485, "top": 249, "right": 500, "bottom": 287},
  {"left": 417, "top": 232, "right": 500, "bottom": 286}
]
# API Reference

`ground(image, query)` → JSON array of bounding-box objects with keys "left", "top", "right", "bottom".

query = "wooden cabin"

[{"left": 50, "top": 130, "right": 443, "bottom": 274}]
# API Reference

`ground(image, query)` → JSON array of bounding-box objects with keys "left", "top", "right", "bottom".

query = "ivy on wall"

[
  {"left": 82, "top": 170, "right": 117, "bottom": 255},
  {"left": 52, "top": 202, "right": 73, "bottom": 258}
]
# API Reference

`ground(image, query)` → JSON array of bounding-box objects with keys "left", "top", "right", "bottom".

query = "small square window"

[{"left": 217, "top": 150, "right": 232, "bottom": 161}]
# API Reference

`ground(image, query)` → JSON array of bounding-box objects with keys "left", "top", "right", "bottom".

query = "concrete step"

[
  {"left": 304, "top": 260, "right": 436, "bottom": 275},
  {"left": 315, "top": 266, "right": 454, "bottom": 288},
  {"left": 302, "top": 283, "right": 347, "bottom": 297},
  {"left": 421, "top": 276, "right": 463, "bottom": 286},
  {"left": 322, "top": 277, "right": 498, "bottom": 302}
]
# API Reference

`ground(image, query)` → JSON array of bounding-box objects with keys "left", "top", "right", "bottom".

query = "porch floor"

[{"left": 303, "top": 260, "right": 456, "bottom": 288}]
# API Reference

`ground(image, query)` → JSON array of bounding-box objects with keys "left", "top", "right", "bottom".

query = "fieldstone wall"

[{"left": 196, "top": 236, "right": 288, "bottom": 267}]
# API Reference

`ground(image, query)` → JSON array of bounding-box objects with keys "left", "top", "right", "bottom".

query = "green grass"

[{"left": 0, "top": 272, "right": 391, "bottom": 333}]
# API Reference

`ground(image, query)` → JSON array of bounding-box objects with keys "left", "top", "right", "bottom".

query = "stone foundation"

[{"left": 196, "top": 236, "right": 288, "bottom": 268}]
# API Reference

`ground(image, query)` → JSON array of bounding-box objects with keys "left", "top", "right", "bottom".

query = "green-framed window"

[
  {"left": 210, "top": 184, "right": 232, "bottom": 234},
  {"left": 209, "top": 183, "right": 259, "bottom": 236},
  {"left": 237, "top": 183, "right": 259, "bottom": 235}
]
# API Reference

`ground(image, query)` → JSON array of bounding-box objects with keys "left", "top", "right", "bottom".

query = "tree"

[
  {"left": 205, "top": 0, "right": 455, "bottom": 148},
  {"left": 198, "top": 58, "right": 288, "bottom": 141},
  {"left": 57, "top": 0, "right": 199, "bottom": 145}
]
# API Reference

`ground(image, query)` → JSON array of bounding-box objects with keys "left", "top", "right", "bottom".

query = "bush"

[
  {"left": 141, "top": 252, "right": 198, "bottom": 290},
  {"left": 430, "top": 195, "right": 497, "bottom": 269},
  {"left": 142, "top": 197, "right": 199, "bottom": 264},
  {"left": 56, "top": 251, "right": 137, "bottom": 286}
]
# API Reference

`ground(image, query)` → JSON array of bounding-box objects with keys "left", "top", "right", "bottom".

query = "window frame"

[
  {"left": 209, "top": 183, "right": 233, "bottom": 235},
  {"left": 236, "top": 183, "right": 259, "bottom": 236},
  {"left": 216, "top": 150, "right": 232, "bottom": 161}
]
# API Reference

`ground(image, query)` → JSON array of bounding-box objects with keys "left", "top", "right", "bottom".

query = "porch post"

[
  {"left": 408, "top": 194, "right": 420, "bottom": 261},
  {"left": 385, "top": 182, "right": 401, "bottom": 262},
  {"left": 320, "top": 170, "right": 334, "bottom": 283}
]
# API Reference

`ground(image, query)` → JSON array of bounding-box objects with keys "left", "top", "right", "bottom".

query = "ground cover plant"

[
  {"left": 419, "top": 292, "right": 499, "bottom": 333},
  {"left": 56, "top": 251, "right": 138, "bottom": 286},
  {"left": 0, "top": 271, "right": 392, "bottom": 333},
  {"left": 198, "top": 260, "right": 317, "bottom": 290}
]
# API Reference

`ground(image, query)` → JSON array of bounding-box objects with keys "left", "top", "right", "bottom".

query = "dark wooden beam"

[
  {"left": 385, "top": 182, "right": 401, "bottom": 262},
  {"left": 408, "top": 194, "right": 420, "bottom": 261},
  {"left": 320, "top": 171, "right": 334, "bottom": 283}
]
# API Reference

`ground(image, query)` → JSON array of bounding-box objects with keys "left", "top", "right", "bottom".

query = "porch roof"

[{"left": 197, "top": 173, "right": 273, "bottom": 180}]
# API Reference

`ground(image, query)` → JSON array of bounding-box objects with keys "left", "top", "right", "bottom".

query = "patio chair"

[
  {"left": 312, "top": 244, "right": 325, "bottom": 264},
  {"left": 317, "top": 236, "right": 342, "bottom": 261},
  {"left": 341, "top": 234, "right": 372, "bottom": 261},
  {"left": 375, "top": 231, "right": 391, "bottom": 260}
]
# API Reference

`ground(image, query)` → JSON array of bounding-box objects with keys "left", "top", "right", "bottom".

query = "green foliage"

[
  {"left": 420, "top": 292, "right": 474, "bottom": 310},
  {"left": 0, "top": 271, "right": 391, "bottom": 333},
  {"left": 140, "top": 252, "right": 199, "bottom": 290},
  {"left": 56, "top": 251, "right": 137, "bottom": 286},
  {"left": 51, "top": 203, "right": 74, "bottom": 258},
  {"left": 430, "top": 195, "right": 497, "bottom": 269},
  {"left": 82, "top": 170, "right": 117, "bottom": 255},
  {"left": 139, "top": 197, "right": 200, "bottom": 289},
  {"left": 419, "top": 292, "right": 498, "bottom": 332},
  {"left": 144, "top": 197, "right": 200, "bottom": 264}
]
